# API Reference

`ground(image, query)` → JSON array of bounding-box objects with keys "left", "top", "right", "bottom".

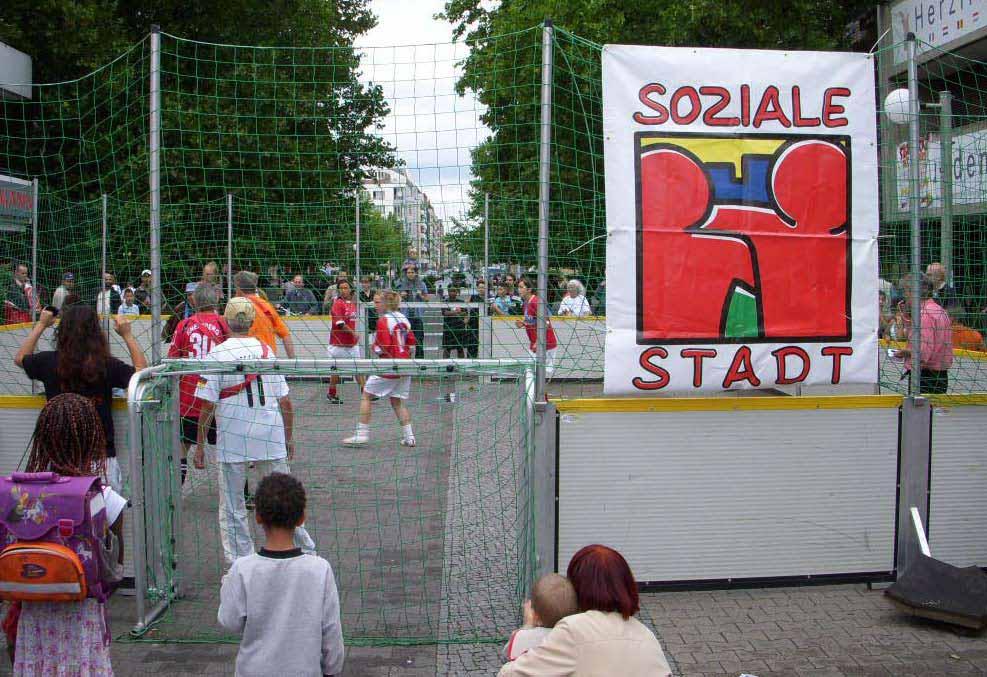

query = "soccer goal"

[{"left": 125, "top": 357, "right": 536, "bottom": 646}]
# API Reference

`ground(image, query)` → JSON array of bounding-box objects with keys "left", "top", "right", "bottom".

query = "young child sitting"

[
  {"left": 503, "top": 573, "right": 579, "bottom": 661},
  {"left": 218, "top": 472, "right": 344, "bottom": 677}
]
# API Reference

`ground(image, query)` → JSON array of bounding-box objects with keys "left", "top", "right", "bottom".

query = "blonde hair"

[
  {"left": 381, "top": 289, "right": 401, "bottom": 312},
  {"left": 531, "top": 573, "right": 578, "bottom": 628}
]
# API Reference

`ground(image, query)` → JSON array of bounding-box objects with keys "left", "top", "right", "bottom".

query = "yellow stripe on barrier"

[
  {"left": 0, "top": 396, "right": 129, "bottom": 411},
  {"left": 552, "top": 395, "right": 904, "bottom": 413},
  {"left": 491, "top": 315, "right": 604, "bottom": 322},
  {"left": 926, "top": 394, "right": 987, "bottom": 407},
  {"left": 879, "top": 338, "right": 987, "bottom": 361}
]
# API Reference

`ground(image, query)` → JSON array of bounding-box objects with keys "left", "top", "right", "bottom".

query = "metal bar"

[
  {"left": 536, "top": 20, "right": 554, "bottom": 402},
  {"left": 30, "top": 179, "right": 38, "bottom": 322},
  {"left": 939, "top": 90, "right": 953, "bottom": 284},
  {"left": 227, "top": 193, "right": 233, "bottom": 300},
  {"left": 906, "top": 34, "right": 922, "bottom": 397},
  {"left": 102, "top": 194, "right": 109, "bottom": 339},
  {"left": 355, "top": 195, "right": 361, "bottom": 286},
  {"left": 149, "top": 26, "right": 163, "bottom": 364},
  {"left": 896, "top": 396, "right": 931, "bottom": 574},
  {"left": 484, "top": 192, "right": 490, "bottom": 300}
]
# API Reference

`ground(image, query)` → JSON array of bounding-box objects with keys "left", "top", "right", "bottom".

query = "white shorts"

[
  {"left": 327, "top": 344, "right": 362, "bottom": 359},
  {"left": 527, "top": 348, "right": 557, "bottom": 378},
  {"left": 364, "top": 375, "right": 411, "bottom": 400}
]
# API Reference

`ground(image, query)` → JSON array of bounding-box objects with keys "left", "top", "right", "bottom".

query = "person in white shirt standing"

[
  {"left": 193, "top": 297, "right": 315, "bottom": 564},
  {"left": 557, "top": 279, "right": 592, "bottom": 317}
]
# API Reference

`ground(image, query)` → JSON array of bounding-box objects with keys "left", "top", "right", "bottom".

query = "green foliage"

[{"left": 439, "top": 0, "right": 873, "bottom": 276}]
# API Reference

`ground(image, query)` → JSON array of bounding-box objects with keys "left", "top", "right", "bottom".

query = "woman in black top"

[{"left": 14, "top": 304, "right": 147, "bottom": 490}]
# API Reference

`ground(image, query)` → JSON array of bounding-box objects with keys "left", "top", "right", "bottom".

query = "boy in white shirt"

[
  {"left": 219, "top": 472, "right": 344, "bottom": 677},
  {"left": 194, "top": 297, "right": 315, "bottom": 564},
  {"left": 117, "top": 288, "right": 141, "bottom": 316}
]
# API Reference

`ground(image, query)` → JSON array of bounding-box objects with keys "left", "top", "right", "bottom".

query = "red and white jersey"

[
  {"left": 330, "top": 296, "right": 359, "bottom": 347},
  {"left": 372, "top": 311, "right": 416, "bottom": 361},
  {"left": 521, "top": 295, "right": 558, "bottom": 352},
  {"left": 168, "top": 311, "right": 229, "bottom": 418}
]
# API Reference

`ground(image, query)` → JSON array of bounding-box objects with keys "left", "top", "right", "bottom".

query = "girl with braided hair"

[{"left": 7, "top": 394, "right": 125, "bottom": 676}]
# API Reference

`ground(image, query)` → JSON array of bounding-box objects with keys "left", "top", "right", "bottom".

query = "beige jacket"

[{"left": 497, "top": 610, "right": 672, "bottom": 677}]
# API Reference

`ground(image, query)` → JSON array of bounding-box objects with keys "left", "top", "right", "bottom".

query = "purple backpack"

[{"left": 0, "top": 472, "right": 117, "bottom": 603}]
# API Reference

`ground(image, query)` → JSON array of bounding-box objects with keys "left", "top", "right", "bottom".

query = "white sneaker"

[
  {"left": 401, "top": 437, "right": 416, "bottom": 447},
  {"left": 343, "top": 434, "right": 369, "bottom": 446}
]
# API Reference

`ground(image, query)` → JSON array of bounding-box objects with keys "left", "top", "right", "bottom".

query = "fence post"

[
  {"left": 484, "top": 192, "right": 492, "bottom": 360},
  {"left": 906, "top": 34, "right": 922, "bottom": 397},
  {"left": 897, "top": 397, "right": 931, "bottom": 575},
  {"left": 939, "top": 90, "right": 953, "bottom": 284},
  {"left": 101, "top": 194, "right": 109, "bottom": 338},
  {"left": 355, "top": 195, "right": 361, "bottom": 286},
  {"left": 149, "top": 25, "right": 163, "bottom": 363},
  {"left": 30, "top": 179, "right": 38, "bottom": 322},
  {"left": 536, "top": 20, "right": 554, "bottom": 402},
  {"left": 227, "top": 193, "right": 233, "bottom": 299}
]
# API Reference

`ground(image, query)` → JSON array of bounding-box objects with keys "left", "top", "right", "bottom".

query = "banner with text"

[{"left": 602, "top": 45, "right": 879, "bottom": 394}]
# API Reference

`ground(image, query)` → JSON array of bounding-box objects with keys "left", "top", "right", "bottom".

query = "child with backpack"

[{"left": 1, "top": 393, "right": 125, "bottom": 676}]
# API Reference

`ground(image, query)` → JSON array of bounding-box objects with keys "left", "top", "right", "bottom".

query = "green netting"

[
  {"left": 132, "top": 361, "right": 534, "bottom": 646},
  {"left": 876, "top": 38, "right": 987, "bottom": 397}
]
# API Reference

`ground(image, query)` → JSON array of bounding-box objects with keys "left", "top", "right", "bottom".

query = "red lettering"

[
  {"left": 632, "top": 347, "right": 670, "bottom": 390},
  {"left": 740, "top": 84, "right": 751, "bottom": 127},
  {"left": 722, "top": 346, "right": 762, "bottom": 388},
  {"left": 772, "top": 346, "right": 811, "bottom": 385},
  {"left": 791, "top": 86, "right": 821, "bottom": 127},
  {"left": 681, "top": 348, "right": 717, "bottom": 388},
  {"left": 822, "top": 87, "right": 850, "bottom": 127},
  {"left": 752, "top": 86, "right": 791, "bottom": 128},
  {"left": 821, "top": 346, "right": 853, "bottom": 383},
  {"left": 699, "top": 87, "right": 740, "bottom": 127},
  {"left": 633, "top": 83, "right": 669, "bottom": 125},
  {"left": 670, "top": 86, "right": 701, "bottom": 125}
]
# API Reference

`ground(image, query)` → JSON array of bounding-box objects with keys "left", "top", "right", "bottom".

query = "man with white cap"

[
  {"left": 51, "top": 272, "right": 76, "bottom": 310},
  {"left": 134, "top": 269, "right": 153, "bottom": 311},
  {"left": 193, "top": 296, "right": 315, "bottom": 564}
]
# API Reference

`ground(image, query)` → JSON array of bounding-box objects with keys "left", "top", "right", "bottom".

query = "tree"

[{"left": 440, "top": 0, "right": 874, "bottom": 279}]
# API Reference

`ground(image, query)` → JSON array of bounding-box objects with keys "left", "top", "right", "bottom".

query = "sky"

[{"left": 355, "top": 0, "right": 487, "bottom": 228}]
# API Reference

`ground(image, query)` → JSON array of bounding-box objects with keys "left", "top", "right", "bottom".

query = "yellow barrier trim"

[
  {"left": 552, "top": 395, "right": 904, "bottom": 413},
  {"left": 0, "top": 322, "right": 33, "bottom": 332},
  {"left": 926, "top": 394, "right": 987, "bottom": 407},
  {"left": 0, "top": 395, "right": 129, "bottom": 411},
  {"left": 879, "top": 338, "right": 987, "bottom": 361},
  {"left": 491, "top": 315, "right": 604, "bottom": 322}
]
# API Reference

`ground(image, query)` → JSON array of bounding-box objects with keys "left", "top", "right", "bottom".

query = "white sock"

[
  {"left": 402, "top": 423, "right": 414, "bottom": 440},
  {"left": 356, "top": 422, "right": 370, "bottom": 437}
]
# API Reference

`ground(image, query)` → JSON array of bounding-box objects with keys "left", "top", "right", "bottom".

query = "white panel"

[
  {"left": 558, "top": 407, "right": 898, "bottom": 582},
  {"left": 929, "top": 405, "right": 987, "bottom": 567}
]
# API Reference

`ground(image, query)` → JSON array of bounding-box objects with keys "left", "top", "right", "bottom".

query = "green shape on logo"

[{"left": 723, "top": 287, "right": 759, "bottom": 338}]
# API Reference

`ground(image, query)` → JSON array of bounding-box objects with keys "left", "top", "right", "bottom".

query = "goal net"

[{"left": 127, "top": 357, "right": 536, "bottom": 646}]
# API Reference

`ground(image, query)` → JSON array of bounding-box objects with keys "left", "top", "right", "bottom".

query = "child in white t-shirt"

[
  {"left": 117, "top": 288, "right": 141, "bottom": 316},
  {"left": 503, "top": 573, "right": 579, "bottom": 661}
]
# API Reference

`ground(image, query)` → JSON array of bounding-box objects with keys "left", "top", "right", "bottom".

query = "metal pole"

[
  {"left": 227, "top": 194, "right": 233, "bottom": 300},
  {"left": 535, "top": 20, "right": 554, "bottom": 402},
  {"left": 939, "top": 90, "right": 953, "bottom": 285},
  {"left": 149, "top": 26, "right": 163, "bottom": 363},
  {"left": 906, "top": 34, "right": 922, "bottom": 397},
  {"left": 484, "top": 192, "right": 490, "bottom": 300},
  {"left": 30, "top": 179, "right": 38, "bottom": 321},
  {"left": 355, "top": 195, "right": 361, "bottom": 286},
  {"left": 102, "top": 194, "right": 109, "bottom": 338}
]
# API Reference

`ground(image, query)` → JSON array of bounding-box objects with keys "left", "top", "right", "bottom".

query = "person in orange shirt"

[
  {"left": 949, "top": 308, "right": 986, "bottom": 352},
  {"left": 232, "top": 270, "right": 296, "bottom": 358}
]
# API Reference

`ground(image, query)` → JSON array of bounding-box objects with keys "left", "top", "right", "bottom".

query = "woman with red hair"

[{"left": 498, "top": 544, "right": 671, "bottom": 676}]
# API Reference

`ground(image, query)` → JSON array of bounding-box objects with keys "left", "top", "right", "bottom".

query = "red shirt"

[
  {"left": 330, "top": 296, "right": 359, "bottom": 347},
  {"left": 168, "top": 312, "right": 229, "bottom": 417},
  {"left": 522, "top": 295, "right": 558, "bottom": 352},
  {"left": 373, "top": 311, "right": 416, "bottom": 363}
]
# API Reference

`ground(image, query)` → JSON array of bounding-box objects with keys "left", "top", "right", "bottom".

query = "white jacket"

[{"left": 497, "top": 610, "right": 671, "bottom": 677}]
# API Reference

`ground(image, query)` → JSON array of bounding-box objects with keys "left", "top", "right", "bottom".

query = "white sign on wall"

[
  {"left": 895, "top": 127, "right": 987, "bottom": 211},
  {"left": 890, "top": 0, "right": 987, "bottom": 67},
  {"left": 602, "top": 45, "right": 879, "bottom": 395}
]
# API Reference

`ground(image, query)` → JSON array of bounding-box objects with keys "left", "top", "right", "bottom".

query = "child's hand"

[
  {"left": 193, "top": 446, "right": 206, "bottom": 469},
  {"left": 522, "top": 599, "right": 537, "bottom": 627},
  {"left": 514, "top": 319, "right": 524, "bottom": 329}
]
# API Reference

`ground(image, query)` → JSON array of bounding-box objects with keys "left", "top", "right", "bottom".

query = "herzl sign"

[
  {"left": 602, "top": 46, "right": 879, "bottom": 394},
  {"left": 0, "top": 174, "right": 33, "bottom": 232}
]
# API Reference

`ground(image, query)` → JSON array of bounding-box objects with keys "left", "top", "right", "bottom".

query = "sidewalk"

[{"left": 99, "top": 582, "right": 987, "bottom": 676}]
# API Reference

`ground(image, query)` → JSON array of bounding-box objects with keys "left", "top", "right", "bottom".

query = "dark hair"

[
  {"left": 26, "top": 393, "right": 107, "bottom": 479},
  {"left": 255, "top": 472, "right": 306, "bottom": 529},
  {"left": 55, "top": 305, "right": 110, "bottom": 394},
  {"left": 566, "top": 544, "right": 640, "bottom": 619},
  {"left": 518, "top": 276, "right": 535, "bottom": 292}
]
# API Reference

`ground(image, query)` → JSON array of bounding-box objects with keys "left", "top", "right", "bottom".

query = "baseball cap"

[
  {"left": 224, "top": 296, "right": 256, "bottom": 324},
  {"left": 141, "top": 269, "right": 152, "bottom": 277},
  {"left": 63, "top": 272, "right": 74, "bottom": 281}
]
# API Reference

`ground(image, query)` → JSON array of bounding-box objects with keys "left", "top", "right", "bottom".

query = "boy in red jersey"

[
  {"left": 326, "top": 278, "right": 364, "bottom": 404},
  {"left": 167, "top": 283, "right": 229, "bottom": 489},
  {"left": 342, "top": 291, "right": 416, "bottom": 447},
  {"left": 516, "top": 277, "right": 558, "bottom": 378}
]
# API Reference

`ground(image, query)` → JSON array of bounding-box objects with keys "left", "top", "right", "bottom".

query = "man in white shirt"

[{"left": 193, "top": 297, "right": 315, "bottom": 564}]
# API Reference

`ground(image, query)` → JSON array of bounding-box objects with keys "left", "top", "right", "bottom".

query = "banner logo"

[{"left": 635, "top": 132, "right": 852, "bottom": 345}]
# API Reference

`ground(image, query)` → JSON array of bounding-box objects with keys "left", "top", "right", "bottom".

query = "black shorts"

[{"left": 181, "top": 416, "right": 217, "bottom": 445}]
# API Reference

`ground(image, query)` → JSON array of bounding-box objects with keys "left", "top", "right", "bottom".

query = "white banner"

[
  {"left": 602, "top": 45, "right": 879, "bottom": 394},
  {"left": 894, "top": 128, "right": 987, "bottom": 211}
]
